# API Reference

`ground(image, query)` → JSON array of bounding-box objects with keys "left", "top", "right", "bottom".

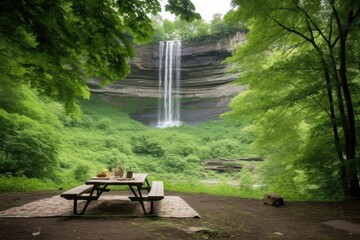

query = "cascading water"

[{"left": 156, "top": 40, "right": 182, "bottom": 128}]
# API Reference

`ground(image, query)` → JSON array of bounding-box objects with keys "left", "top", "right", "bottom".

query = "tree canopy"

[
  {"left": 0, "top": 0, "right": 199, "bottom": 178},
  {"left": 225, "top": 0, "right": 360, "bottom": 197},
  {"left": 0, "top": 0, "right": 200, "bottom": 116},
  {"left": 150, "top": 10, "right": 246, "bottom": 41}
]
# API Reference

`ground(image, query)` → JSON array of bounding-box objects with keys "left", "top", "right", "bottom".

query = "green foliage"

[
  {"left": 55, "top": 96, "right": 257, "bottom": 183},
  {"left": 0, "top": 0, "right": 200, "bottom": 116},
  {"left": 0, "top": 91, "right": 349, "bottom": 200},
  {"left": 208, "top": 139, "right": 243, "bottom": 158},
  {"left": 168, "top": 141, "right": 194, "bottom": 157},
  {"left": 164, "top": 179, "right": 262, "bottom": 199},
  {"left": 226, "top": 0, "right": 360, "bottom": 197},
  {"left": 0, "top": 174, "right": 59, "bottom": 192},
  {"left": 73, "top": 164, "right": 90, "bottom": 182},
  {"left": 131, "top": 134, "right": 165, "bottom": 157},
  {"left": 95, "top": 118, "right": 113, "bottom": 131},
  {"left": 238, "top": 167, "right": 254, "bottom": 191},
  {"left": 162, "top": 154, "right": 188, "bottom": 172},
  {"left": 150, "top": 10, "right": 247, "bottom": 41},
  {"left": 0, "top": 81, "right": 62, "bottom": 179},
  {"left": 295, "top": 124, "right": 344, "bottom": 197},
  {"left": 183, "top": 154, "right": 201, "bottom": 163},
  {"left": 150, "top": 15, "right": 166, "bottom": 41},
  {"left": 165, "top": 0, "right": 201, "bottom": 22},
  {"left": 210, "top": 13, "right": 225, "bottom": 34},
  {"left": 3, "top": 0, "right": 337, "bottom": 200}
]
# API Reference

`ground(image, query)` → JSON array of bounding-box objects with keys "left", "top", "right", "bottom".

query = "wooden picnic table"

[{"left": 61, "top": 173, "right": 164, "bottom": 215}]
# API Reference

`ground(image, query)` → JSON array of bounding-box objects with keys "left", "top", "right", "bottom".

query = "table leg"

[
  {"left": 73, "top": 199, "right": 92, "bottom": 215},
  {"left": 144, "top": 179, "right": 151, "bottom": 192},
  {"left": 72, "top": 184, "right": 108, "bottom": 215},
  {"left": 128, "top": 185, "right": 138, "bottom": 197},
  {"left": 129, "top": 185, "right": 146, "bottom": 213},
  {"left": 94, "top": 184, "right": 110, "bottom": 196},
  {"left": 136, "top": 185, "right": 147, "bottom": 213}
]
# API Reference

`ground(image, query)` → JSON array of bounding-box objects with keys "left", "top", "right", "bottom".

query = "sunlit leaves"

[
  {"left": 165, "top": 0, "right": 201, "bottom": 22},
  {"left": 227, "top": 0, "right": 360, "bottom": 196},
  {"left": 0, "top": 109, "right": 61, "bottom": 178},
  {"left": 0, "top": 0, "right": 200, "bottom": 116}
]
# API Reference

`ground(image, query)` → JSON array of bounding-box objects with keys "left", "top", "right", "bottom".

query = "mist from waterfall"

[{"left": 156, "top": 40, "right": 182, "bottom": 128}]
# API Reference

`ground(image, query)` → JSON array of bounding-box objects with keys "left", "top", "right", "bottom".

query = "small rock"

[
  {"left": 32, "top": 231, "right": 41, "bottom": 236},
  {"left": 273, "top": 231, "right": 284, "bottom": 236},
  {"left": 263, "top": 193, "right": 285, "bottom": 207}
]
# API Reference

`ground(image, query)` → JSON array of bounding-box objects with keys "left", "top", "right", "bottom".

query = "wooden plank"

[
  {"left": 129, "top": 181, "right": 164, "bottom": 201},
  {"left": 76, "top": 195, "right": 100, "bottom": 201},
  {"left": 60, "top": 185, "right": 93, "bottom": 198},
  {"left": 134, "top": 173, "right": 148, "bottom": 184},
  {"left": 148, "top": 181, "right": 164, "bottom": 200}
]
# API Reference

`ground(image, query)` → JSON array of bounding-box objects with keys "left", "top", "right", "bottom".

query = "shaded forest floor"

[{"left": 0, "top": 191, "right": 359, "bottom": 240}]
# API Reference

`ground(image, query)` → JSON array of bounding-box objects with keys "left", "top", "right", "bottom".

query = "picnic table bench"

[
  {"left": 60, "top": 184, "right": 103, "bottom": 215},
  {"left": 60, "top": 184, "right": 110, "bottom": 215},
  {"left": 129, "top": 181, "right": 164, "bottom": 214},
  {"left": 60, "top": 174, "right": 164, "bottom": 215}
]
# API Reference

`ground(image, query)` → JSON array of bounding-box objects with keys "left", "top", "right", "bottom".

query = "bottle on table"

[
  {"left": 126, "top": 167, "right": 133, "bottom": 178},
  {"left": 115, "top": 164, "right": 124, "bottom": 178}
]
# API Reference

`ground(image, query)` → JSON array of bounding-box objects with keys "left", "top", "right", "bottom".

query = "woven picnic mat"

[{"left": 0, "top": 195, "right": 200, "bottom": 218}]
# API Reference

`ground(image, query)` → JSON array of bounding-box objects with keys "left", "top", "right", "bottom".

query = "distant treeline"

[{"left": 150, "top": 10, "right": 247, "bottom": 41}]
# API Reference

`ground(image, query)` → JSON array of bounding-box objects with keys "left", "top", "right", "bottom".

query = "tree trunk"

[
  {"left": 316, "top": 49, "right": 348, "bottom": 194},
  {"left": 336, "top": 11, "right": 360, "bottom": 197},
  {"left": 339, "top": 39, "right": 360, "bottom": 196},
  {"left": 328, "top": 59, "right": 350, "bottom": 196}
]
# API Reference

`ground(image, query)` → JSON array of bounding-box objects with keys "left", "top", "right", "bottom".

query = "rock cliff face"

[{"left": 88, "top": 32, "right": 247, "bottom": 125}]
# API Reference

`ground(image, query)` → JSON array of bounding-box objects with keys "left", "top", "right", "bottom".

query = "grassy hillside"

[
  {"left": 1, "top": 93, "right": 341, "bottom": 200},
  {"left": 56, "top": 95, "right": 261, "bottom": 196}
]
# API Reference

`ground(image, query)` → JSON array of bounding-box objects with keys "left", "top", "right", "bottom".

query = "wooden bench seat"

[
  {"left": 129, "top": 181, "right": 164, "bottom": 214},
  {"left": 61, "top": 185, "right": 93, "bottom": 199},
  {"left": 61, "top": 184, "right": 99, "bottom": 215}
]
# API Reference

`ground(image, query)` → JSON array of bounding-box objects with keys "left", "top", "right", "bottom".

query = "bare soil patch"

[{"left": 0, "top": 191, "right": 359, "bottom": 240}]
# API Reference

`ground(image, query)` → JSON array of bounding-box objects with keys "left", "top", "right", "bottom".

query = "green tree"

[
  {"left": 151, "top": 15, "right": 166, "bottom": 42},
  {"left": 226, "top": 0, "right": 360, "bottom": 197},
  {"left": 0, "top": 0, "right": 200, "bottom": 116},
  {"left": 169, "top": 18, "right": 209, "bottom": 40},
  {"left": 190, "top": 19, "right": 210, "bottom": 38},
  {"left": 0, "top": 0, "right": 200, "bottom": 179},
  {"left": 0, "top": 83, "right": 62, "bottom": 178},
  {"left": 165, "top": 0, "right": 201, "bottom": 21},
  {"left": 210, "top": 13, "right": 226, "bottom": 34},
  {"left": 223, "top": 10, "right": 247, "bottom": 33},
  {"left": 209, "top": 11, "right": 247, "bottom": 35},
  {"left": 173, "top": 19, "right": 191, "bottom": 39}
]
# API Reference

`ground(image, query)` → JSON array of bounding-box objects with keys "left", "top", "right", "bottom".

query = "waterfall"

[{"left": 156, "top": 40, "right": 182, "bottom": 128}]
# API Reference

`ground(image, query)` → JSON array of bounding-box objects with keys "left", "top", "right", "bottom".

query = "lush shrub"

[
  {"left": 131, "top": 134, "right": 165, "bottom": 157},
  {"left": 184, "top": 154, "right": 201, "bottom": 163},
  {"left": 0, "top": 110, "right": 60, "bottom": 179},
  {"left": 0, "top": 174, "right": 59, "bottom": 192},
  {"left": 208, "top": 139, "right": 242, "bottom": 158},
  {"left": 73, "top": 164, "right": 90, "bottom": 181},
  {"left": 96, "top": 118, "right": 113, "bottom": 130},
  {"left": 162, "top": 154, "right": 187, "bottom": 173}
]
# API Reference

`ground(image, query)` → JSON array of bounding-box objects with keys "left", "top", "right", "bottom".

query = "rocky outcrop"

[{"left": 88, "top": 32, "right": 247, "bottom": 125}]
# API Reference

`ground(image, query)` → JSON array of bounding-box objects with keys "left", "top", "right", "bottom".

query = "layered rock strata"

[{"left": 88, "top": 32, "right": 247, "bottom": 125}]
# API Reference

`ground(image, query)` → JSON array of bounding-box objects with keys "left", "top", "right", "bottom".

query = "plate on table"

[{"left": 91, "top": 177, "right": 110, "bottom": 180}]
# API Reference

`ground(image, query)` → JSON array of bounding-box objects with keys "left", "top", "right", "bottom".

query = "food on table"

[{"left": 96, "top": 169, "right": 109, "bottom": 177}]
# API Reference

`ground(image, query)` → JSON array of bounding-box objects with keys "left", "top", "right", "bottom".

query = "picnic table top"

[{"left": 85, "top": 173, "right": 148, "bottom": 185}]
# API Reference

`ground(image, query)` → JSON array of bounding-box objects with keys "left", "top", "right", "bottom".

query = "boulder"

[{"left": 263, "top": 193, "right": 285, "bottom": 207}]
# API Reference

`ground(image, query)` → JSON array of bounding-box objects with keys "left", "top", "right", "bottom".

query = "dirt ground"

[{"left": 0, "top": 190, "right": 359, "bottom": 240}]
